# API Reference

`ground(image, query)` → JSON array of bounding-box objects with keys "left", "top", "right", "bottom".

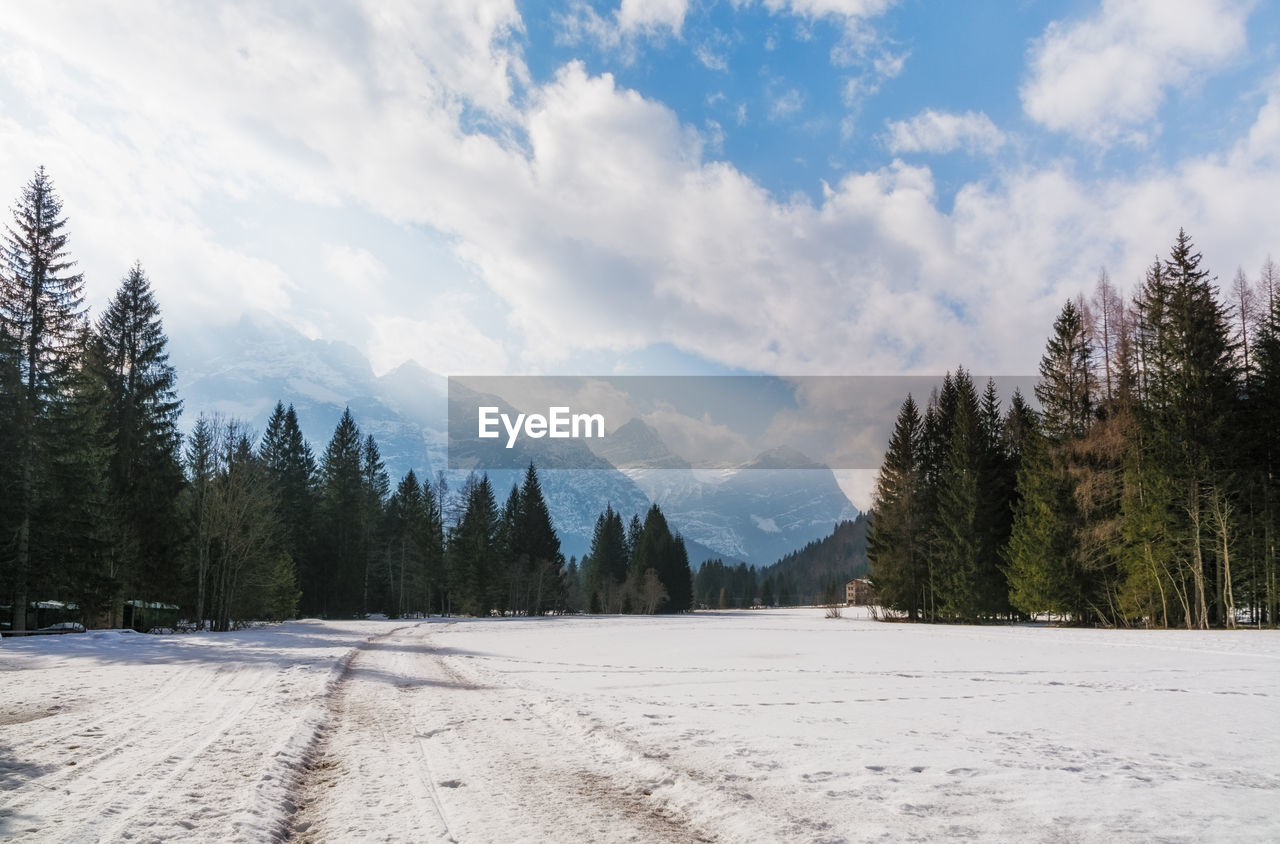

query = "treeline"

[
  {"left": 869, "top": 229, "right": 1279, "bottom": 628},
  {"left": 577, "top": 504, "right": 694, "bottom": 614},
  {"left": 759, "top": 516, "right": 870, "bottom": 606},
  {"left": 689, "top": 517, "right": 872, "bottom": 609},
  {"left": 1, "top": 168, "right": 187, "bottom": 632},
  {"left": 0, "top": 166, "right": 698, "bottom": 630}
]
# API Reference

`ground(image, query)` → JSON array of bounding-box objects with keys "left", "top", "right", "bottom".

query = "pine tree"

[
  {"left": 453, "top": 473, "right": 498, "bottom": 617},
  {"left": 360, "top": 434, "right": 389, "bottom": 614},
  {"left": 48, "top": 327, "right": 114, "bottom": 622},
  {"left": 317, "top": 408, "right": 364, "bottom": 617},
  {"left": 516, "top": 464, "right": 563, "bottom": 615},
  {"left": 1132, "top": 231, "right": 1240, "bottom": 627},
  {"left": 384, "top": 471, "right": 424, "bottom": 618},
  {"left": 1248, "top": 280, "right": 1280, "bottom": 624},
  {"left": 260, "top": 403, "right": 317, "bottom": 607},
  {"left": 184, "top": 414, "right": 216, "bottom": 626},
  {"left": 93, "top": 262, "right": 184, "bottom": 605},
  {"left": 418, "top": 477, "right": 445, "bottom": 616},
  {"left": 626, "top": 513, "right": 643, "bottom": 562},
  {"left": 1006, "top": 420, "right": 1084, "bottom": 619},
  {"left": 260, "top": 403, "right": 288, "bottom": 476},
  {"left": 867, "top": 394, "right": 926, "bottom": 619},
  {"left": 1036, "top": 299, "right": 1093, "bottom": 441},
  {"left": 666, "top": 533, "right": 694, "bottom": 612},
  {"left": 931, "top": 371, "right": 983, "bottom": 621},
  {"left": 976, "top": 378, "right": 1014, "bottom": 617},
  {"left": 584, "top": 504, "right": 628, "bottom": 612},
  {"left": 627, "top": 504, "right": 691, "bottom": 614},
  {"left": 0, "top": 167, "right": 89, "bottom": 631},
  {"left": 495, "top": 482, "right": 522, "bottom": 614}
]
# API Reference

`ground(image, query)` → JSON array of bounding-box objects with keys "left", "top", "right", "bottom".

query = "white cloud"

[
  {"left": 1241, "top": 85, "right": 1280, "bottom": 165},
  {"left": 617, "top": 0, "right": 688, "bottom": 35},
  {"left": 760, "top": 0, "right": 895, "bottom": 20},
  {"left": 558, "top": 0, "right": 687, "bottom": 56},
  {"left": 368, "top": 306, "right": 509, "bottom": 377},
  {"left": 323, "top": 244, "right": 387, "bottom": 294},
  {"left": 642, "top": 406, "right": 756, "bottom": 466},
  {"left": 695, "top": 44, "right": 728, "bottom": 71},
  {"left": 884, "top": 109, "right": 1006, "bottom": 155},
  {"left": 0, "top": 0, "right": 1277, "bottom": 390},
  {"left": 770, "top": 88, "right": 805, "bottom": 120},
  {"left": 1021, "top": 0, "right": 1252, "bottom": 145}
]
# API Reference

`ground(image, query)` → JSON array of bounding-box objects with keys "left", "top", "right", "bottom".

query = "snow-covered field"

[{"left": 2, "top": 610, "right": 1278, "bottom": 843}]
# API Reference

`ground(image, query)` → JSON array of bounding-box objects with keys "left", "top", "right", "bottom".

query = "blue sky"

[{"left": 1, "top": 0, "right": 1278, "bottom": 381}]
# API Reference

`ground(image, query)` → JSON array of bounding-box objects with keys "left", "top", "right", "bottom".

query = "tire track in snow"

[
  {"left": 423, "top": 634, "right": 725, "bottom": 843},
  {"left": 0, "top": 663, "right": 207, "bottom": 819},
  {"left": 3, "top": 662, "right": 261, "bottom": 840},
  {"left": 289, "top": 622, "right": 717, "bottom": 843},
  {"left": 280, "top": 623, "right": 455, "bottom": 843}
]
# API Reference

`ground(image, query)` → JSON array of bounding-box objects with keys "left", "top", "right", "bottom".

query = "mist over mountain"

[{"left": 175, "top": 316, "right": 857, "bottom": 565}]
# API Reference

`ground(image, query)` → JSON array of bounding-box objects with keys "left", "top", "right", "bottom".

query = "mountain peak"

[
  {"left": 590, "top": 417, "right": 691, "bottom": 470},
  {"left": 742, "top": 445, "right": 824, "bottom": 470}
]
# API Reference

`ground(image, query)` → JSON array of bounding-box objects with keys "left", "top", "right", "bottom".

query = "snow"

[
  {"left": 3, "top": 610, "right": 1279, "bottom": 842},
  {"left": 750, "top": 514, "right": 781, "bottom": 533}
]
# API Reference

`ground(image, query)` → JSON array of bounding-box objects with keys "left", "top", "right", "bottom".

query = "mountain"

[
  {"left": 588, "top": 418, "right": 858, "bottom": 565},
  {"left": 589, "top": 417, "right": 691, "bottom": 470},
  {"left": 173, "top": 315, "right": 855, "bottom": 566},
  {"left": 174, "top": 312, "right": 450, "bottom": 483},
  {"left": 757, "top": 515, "right": 871, "bottom": 605}
]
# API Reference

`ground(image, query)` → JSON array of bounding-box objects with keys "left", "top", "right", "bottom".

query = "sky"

[{"left": 1, "top": 0, "right": 1279, "bottom": 382}]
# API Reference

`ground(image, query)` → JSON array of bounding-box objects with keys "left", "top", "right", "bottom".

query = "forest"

[
  {"left": 0, "top": 167, "right": 697, "bottom": 631},
  {"left": 868, "top": 230, "right": 1279, "bottom": 628}
]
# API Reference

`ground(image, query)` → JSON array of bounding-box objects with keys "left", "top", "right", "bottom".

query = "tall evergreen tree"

[
  {"left": 976, "top": 378, "right": 1015, "bottom": 617},
  {"left": 584, "top": 504, "right": 628, "bottom": 613},
  {"left": 1250, "top": 283, "right": 1280, "bottom": 624},
  {"left": 0, "top": 167, "right": 89, "bottom": 631},
  {"left": 931, "top": 371, "right": 984, "bottom": 621},
  {"left": 516, "top": 464, "right": 563, "bottom": 615},
  {"left": 93, "top": 262, "right": 184, "bottom": 604},
  {"left": 1130, "top": 230, "right": 1240, "bottom": 627},
  {"left": 1006, "top": 419, "right": 1085, "bottom": 619},
  {"left": 184, "top": 414, "right": 216, "bottom": 626},
  {"left": 317, "top": 408, "right": 364, "bottom": 617},
  {"left": 418, "top": 477, "right": 445, "bottom": 616},
  {"left": 360, "top": 434, "right": 390, "bottom": 613},
  {"left": 1036, "top": 299, "right": 1093, "bottom": 441},
  {"left": 492, "top": 482, "right": 520, "bottom": 614},
  {"left": 867, "top": 394, "right": 926, "bottom": 619},
  {"left": 48, "top": 327, "right": 114, "bottom": 622},
  {"left": 384, "top": 470, "right": 424, "bottom": 618},
  {"left": 452, "top": 473, "right": 498, "bottom": 617},
  {"left": 260, "top": 403, "right": 317, "bottom": 604},
  {"left": 627, "top": 504, "right": 692, "bottom": 614}
]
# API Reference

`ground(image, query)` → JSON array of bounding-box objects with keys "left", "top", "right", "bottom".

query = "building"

[{"left": 845, "top": 578, "right": 874, "bottom": 606}]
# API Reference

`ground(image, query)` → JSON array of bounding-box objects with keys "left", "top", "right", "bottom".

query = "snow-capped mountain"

[
  {"left": 174, "top": 314, "right": 856, "bottom": 566},
  {"left": 174, "top": 312, "right": 450, "bottom": 481},
  {"left": 589, "top": 418, "right": 857, "bottom": 564}
]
